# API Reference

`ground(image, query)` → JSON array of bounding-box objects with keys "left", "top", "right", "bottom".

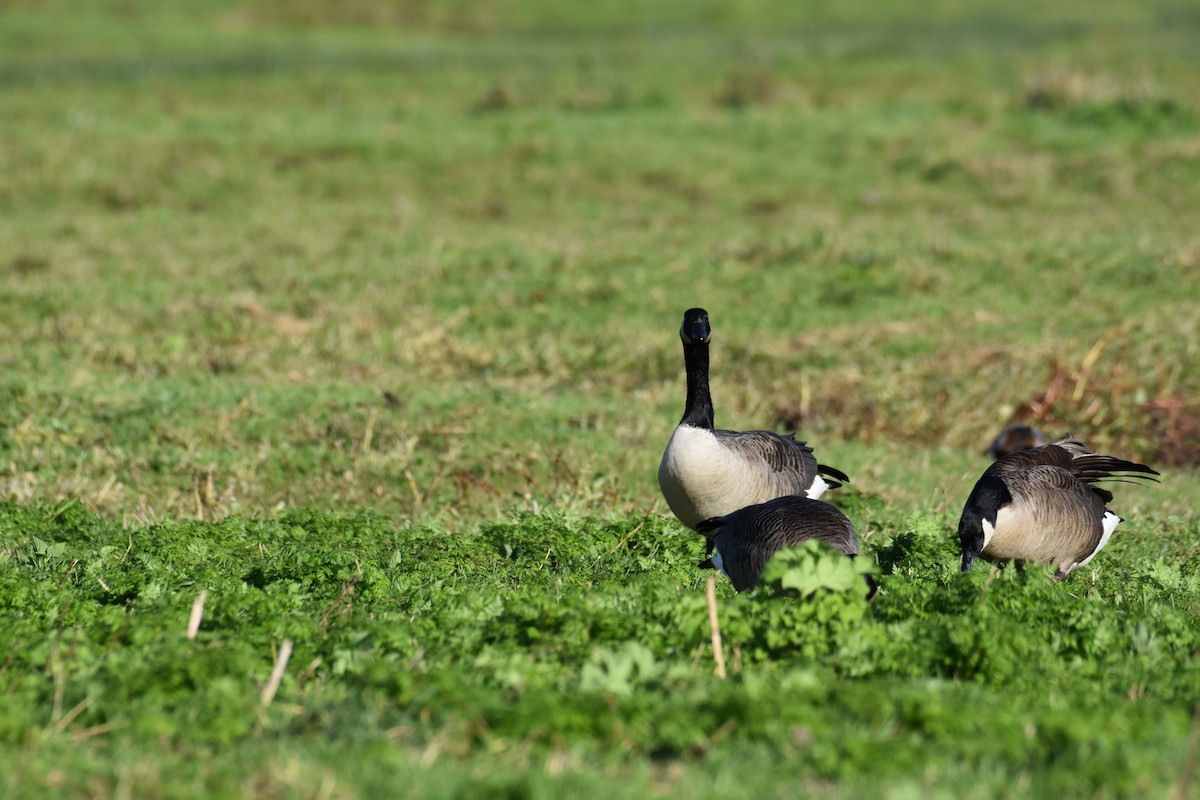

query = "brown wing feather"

[
  {"left": 987, "top": 441, "right": 1078, "bottom": 476},
  {"left": 988, "top": 438, "right": 1158, "bottom": 504},
  {"left": 714, "top": 429, "right": 849, "bottom": 491}
]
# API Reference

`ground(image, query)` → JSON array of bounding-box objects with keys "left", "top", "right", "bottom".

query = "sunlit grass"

[{"left": 1, "top": 0, "right": 1198, "bottom": 796}]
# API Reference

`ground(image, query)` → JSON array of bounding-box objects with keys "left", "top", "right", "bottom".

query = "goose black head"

[
  {"left": 680, "top": 308, "right": 711, "bottom": 345},
  {"left": 957, "top": 507, "right": 986, "bottom": 573},
  {"left": 957, "top": 474, "right": 1011, "bottom": 572}
]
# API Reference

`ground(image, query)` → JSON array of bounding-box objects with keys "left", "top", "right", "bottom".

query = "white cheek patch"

[
  {"left": 805, "top": 474, "right": 830, "bottom": 500},
  {"left": 1074, "top": 511, "right": 1121, "bottom": 570},
  {"left": 981, "top": 518, "right": 996, "bottom": 550}
]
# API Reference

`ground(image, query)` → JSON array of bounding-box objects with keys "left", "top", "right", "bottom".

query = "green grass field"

[{"left": 2, "top": 0, "right": 1198, "bottom": 796}]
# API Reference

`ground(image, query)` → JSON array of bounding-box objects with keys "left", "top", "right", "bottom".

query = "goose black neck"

[{"left": 681, "top": 339, "right": 715, "bottom": 429}]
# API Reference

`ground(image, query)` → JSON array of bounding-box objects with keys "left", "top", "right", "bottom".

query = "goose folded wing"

[
  {"left": 713, "top": 429, "right": 846, "bottom": 486},
  {"left": 775, "top": 432, "right": 851, "bottom": 484},
  {"left": 1004, "top": 464, "right": 1090, "bottom": 497},
  {"left": 986, "top": 442, "right": 1078, "bottom": 476}
]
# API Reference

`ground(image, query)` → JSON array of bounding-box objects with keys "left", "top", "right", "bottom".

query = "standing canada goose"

[
  {"left": 958, "top": 437, "right": 1159, "bottom": 579},
  {"left": 986, "top": 424, "right": 1049, "bottom": 460},
  {"left": 658, "top": 307, "right": 849, "bottom": 532},
  {"left": 695, "top": 495, "right": 859, "bottom": 592}
]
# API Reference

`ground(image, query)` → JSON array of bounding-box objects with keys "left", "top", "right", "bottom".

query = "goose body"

[
  {"left": 696, "top": 495, "right": 859, "bottom": 592},
  {"left": 657, "top": 308, "right": 848, "bottom": 531},
  {"left": 958, "top": 437, "right": 1158, "bottom": 578}
]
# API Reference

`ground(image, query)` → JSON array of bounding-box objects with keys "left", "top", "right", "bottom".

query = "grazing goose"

[
  {"left": 657, "top": 307, "right": 849, "bottom": 532},
  {"left": 695, "top": 495, "right": 860, "bottom": 592},
  {"left": 958, "top": 437, "right": 1159, "bottom": 579},
  {"left": 986, "top": 424, "right": 1050, "bottom": 460}
]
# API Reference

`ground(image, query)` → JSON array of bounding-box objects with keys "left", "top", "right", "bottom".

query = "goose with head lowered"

[
  {"left": 658, "top": 307, "right": 849, "bottom": 532},
  {"left": 696, "top": 495, "right": 860, "bottom": 592},
  {"left": 958, "top": 437, "right": 1159, "bottom": 579},
  {"left": 986, "top": 423, "right": 1049, "bottom": 460}
]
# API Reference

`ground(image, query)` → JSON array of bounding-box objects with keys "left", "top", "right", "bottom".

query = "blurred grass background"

[{"left": 1, "top": 0, "right": 1197, "bottom": 527}]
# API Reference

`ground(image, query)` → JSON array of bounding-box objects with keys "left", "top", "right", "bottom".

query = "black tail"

[
  {"left": 818, "top": 463, "right": 851, "bottom": 487},
  {"left": 1072, "top": 455, "right": 1160, "bottom": 486}
]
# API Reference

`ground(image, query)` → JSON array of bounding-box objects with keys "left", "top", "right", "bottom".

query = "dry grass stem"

[
  {"left": 187, "top": 590, "right": 207, "bottom": 640},
  {"left": 705, "top": 576, "right": 727, "bottom": 679},
  {"left": 977, "top": 565, "right": 1000, "bottom": 607},
  {"left": 260, "top": 639, "right": 294, "bottom": 707},
  {"left": 319, "top": 562, "right": 362, "bottom": 632},
  {"left": 52, "top": 697, "right": 93, "bottom": 735}
]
